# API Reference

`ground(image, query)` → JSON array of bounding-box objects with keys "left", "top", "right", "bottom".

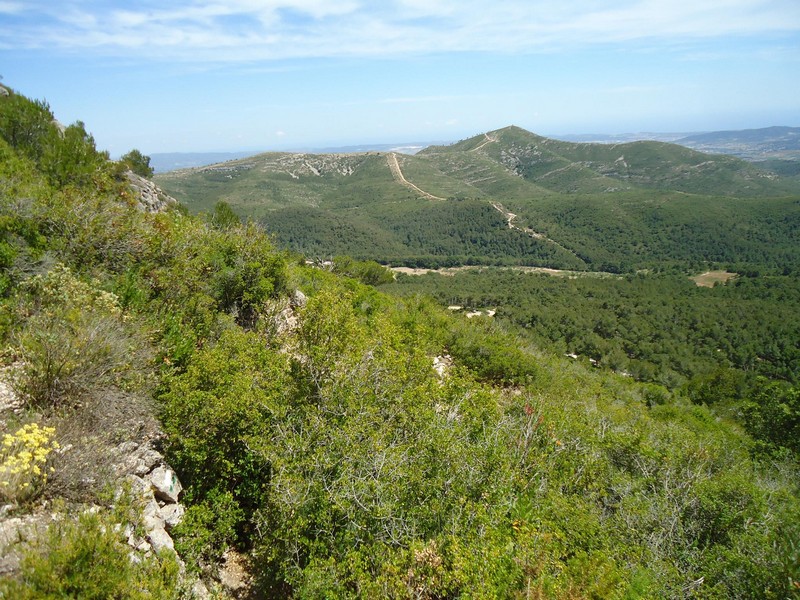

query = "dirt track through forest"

[{"left": 490, "top": 202, "right": 581, "bottom": 260}]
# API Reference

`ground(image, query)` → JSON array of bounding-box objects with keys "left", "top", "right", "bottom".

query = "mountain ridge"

[{"left": 155, "top": 125, "right": 800, "bottom": 272}]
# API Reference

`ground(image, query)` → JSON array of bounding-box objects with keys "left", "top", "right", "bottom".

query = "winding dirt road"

[
  {"left": 387, "top": 153, "right": 445, "bottom": 200},
  {"left": 385, "top": 150, "right": 579, "bottom": 263},
  {"left": 470, "top": 133, "right": 498, "bottom": 152}
]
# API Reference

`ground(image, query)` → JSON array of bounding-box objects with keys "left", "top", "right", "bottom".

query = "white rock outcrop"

[{"left": 125, "top": 170, "right": 177, "bottom": 213}]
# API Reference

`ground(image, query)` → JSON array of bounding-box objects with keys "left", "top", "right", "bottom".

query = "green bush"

[
  {"left": 160, "top": 328, "right": 291, "bottom": 529},
  {"left": 172, "top": 490, "right": 245, "bottom": 568},
  {"left": 119, "top": 149, "right": 154, "bottom": 178},
  {"left": 0, "top": 510, "right": 184, "bottom": 599},
  {"left": 11, "top": 265, "right": 144, "bottom": 407},
  {"left": 743, "top": 379, "right": 800, "bottom": 454},
  {"left": 447, "top": 319, "right": 540, "bottom": 385}
]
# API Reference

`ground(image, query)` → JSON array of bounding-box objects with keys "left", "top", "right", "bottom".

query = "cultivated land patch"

[{"left": 691, "top": 270, "right": 739, "bottom": 287}]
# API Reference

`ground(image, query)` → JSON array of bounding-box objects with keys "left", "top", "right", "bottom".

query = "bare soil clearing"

[{"left": 691, "top": 270, "right": 739, "bottom": 287}]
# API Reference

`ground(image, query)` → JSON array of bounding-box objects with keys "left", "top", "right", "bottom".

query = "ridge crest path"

[
  {"left": 387, "top": 153, "right": 446, "bottom": 200},
  {"left": 470, "top": 133, "right": 498, "bottom": 152}
]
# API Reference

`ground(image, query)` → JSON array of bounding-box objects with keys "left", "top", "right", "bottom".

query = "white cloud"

[
  {"left": 2, "top": 0, "right": 799, "bottom": 62},
  {"left": 0, "top": 1, "right": 24, "bottom": 14}
]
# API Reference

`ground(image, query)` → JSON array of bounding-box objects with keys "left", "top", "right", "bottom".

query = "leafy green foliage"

[
  {"left": 743, "top": 380, "right": 800, "bottom": 453},
  {"left": 445, "top": 317, "right": 540, "bottom": 385},
  {"left": 331, "top": 255, "right": 394, "bottom": 286},
  {"left": 172, "top": 490, "right": 245, "bottom": 568},
  {"left": 209, "top": 199, "right": 241, "bottom": 229},
  {"left": 120, "top": 148, "right": 154, "bottom": 178},
  {"left": 0, "top": 93, "right": 55, "bottom": 161},
  {"left": 0, "top": 91, "right": 112, "bottom": 189},
  {"left": 160, "top": 328, "right": 290, "bottom": 518}
]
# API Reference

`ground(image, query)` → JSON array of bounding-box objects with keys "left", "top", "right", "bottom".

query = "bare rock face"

[{"left": 125, "top": 170, "right": 177, "bottom": 213}]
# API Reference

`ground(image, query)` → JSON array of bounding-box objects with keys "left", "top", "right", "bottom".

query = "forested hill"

[
  {"left": 156, "top": 125, "right": 800, "bottom": 272},
  {"left": 1, "top": 86, "right": 800, "bottom": 598}
]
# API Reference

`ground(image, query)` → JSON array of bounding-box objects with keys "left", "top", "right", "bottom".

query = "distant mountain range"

[{"left": 155, "top": 125, "right": 800, "bottom": 273}]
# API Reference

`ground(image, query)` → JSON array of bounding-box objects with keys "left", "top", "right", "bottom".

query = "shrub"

[
  {"left": 205, "top": 224, "right": 288, "bottom": 327},
  {"left": 0, "top": 510, "right": 184, "bottom": 599},
  {"left": 11, "top": 264, "right": 144, "bottom": 407},
  {"left": 172, "top": 490, "right": 245, "bottom": 569},
  {"left": 743, "top": 380, "right": 799, "bottom": 454},
  {"left": 447, "top": 319, "right": 539, "bottom": 385},
  {"left": 119, "top": 149, "right": 154, "bottom": 178},
  {"left": 160, "top": 328, "right": 291, "bottom": 527}
]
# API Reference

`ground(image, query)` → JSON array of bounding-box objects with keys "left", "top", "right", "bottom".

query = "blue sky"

[{"left": 1, "top": 0, "right": 799, "bottom": 154}]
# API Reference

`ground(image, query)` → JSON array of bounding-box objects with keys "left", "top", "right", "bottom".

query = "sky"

[{"left": 1, "top": 0, "right": 799, "bottom": 154}]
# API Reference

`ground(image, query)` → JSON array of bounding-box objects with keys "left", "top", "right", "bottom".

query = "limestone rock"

[
  {"left": 133, "top": 447, "right": 164, "bottom": 477},
  {"left": 192, "top": 579, "right": 211, "bottom": 599},
  {"left": 142, "top": 497, "right": 164, "bottom": 531},
  {"left": 125, "top": 171, "right": 177, "bottom": 213},
  {"left": 291, "top": 289, "right": 308, "bottom": 308},
  {"left": 146, "top": 524, "right": 175, "bottom": 554},
  {"left": 159, "top": 503, "right": 185, "bottom": 531},
  {"left": 148, "top": 466, "right": 182, "bottom": 503}
]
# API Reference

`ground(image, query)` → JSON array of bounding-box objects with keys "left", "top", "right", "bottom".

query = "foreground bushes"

[
  {"left": 158, "top": 284, "right": 800, "bottom": 597},
  {"left": 0, "top": 509, "right": 185, "bottom": 599}
]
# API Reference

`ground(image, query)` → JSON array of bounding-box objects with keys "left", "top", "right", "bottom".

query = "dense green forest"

[
  {"left": 386, "top": 269, "right": 800, "bottom": 386},
  {"left": 1, "top": 88, "right": 799, "bottom": 599}
]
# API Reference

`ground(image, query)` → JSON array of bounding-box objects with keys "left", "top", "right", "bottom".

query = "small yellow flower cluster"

[{"left": 0, "top": 423, "right": 59, "bottom": 504}]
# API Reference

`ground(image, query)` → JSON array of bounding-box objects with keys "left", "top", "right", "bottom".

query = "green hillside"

[
  {"left": 425, "top": 126, "right": 799, "bottom": 197},
  {"left": 157, "top": 126, "right": 800, "bottom": 273},
  {"left": 2, "top": 87, "right": 800, "bottom": 599}
]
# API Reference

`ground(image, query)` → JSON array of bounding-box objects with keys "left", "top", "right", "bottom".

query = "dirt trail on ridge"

[
  {"left": 387, "top": 153, "right": 445, "bottom": 200},
  {"left": 470, "top": 133, "right": 498, "bottom": 152}
]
